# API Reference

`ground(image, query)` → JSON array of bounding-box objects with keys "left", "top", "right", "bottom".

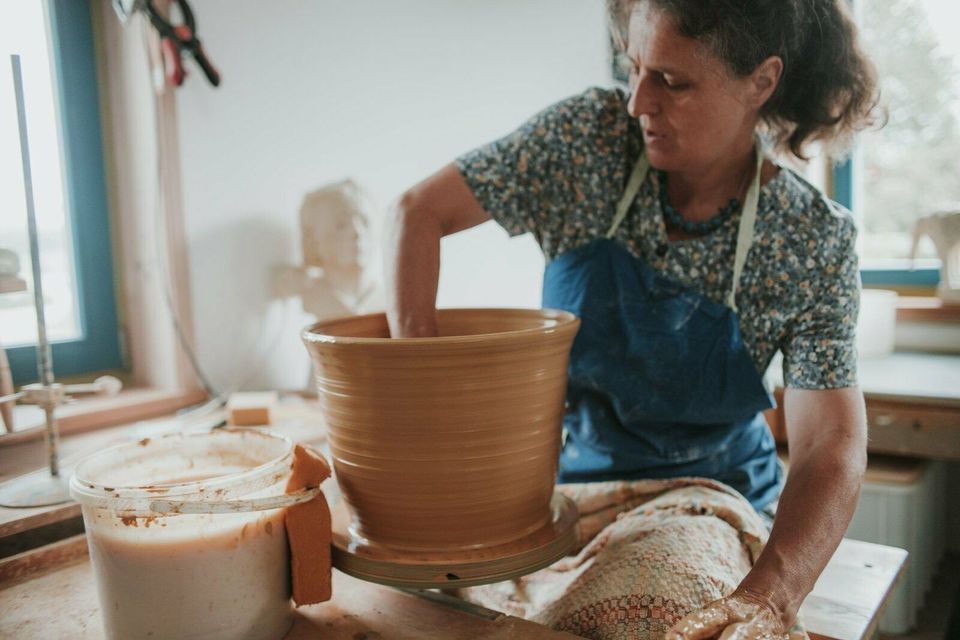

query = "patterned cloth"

[
  {"left": 457, "top": 479, "right": 807, "bottom": 640},
  {"left": 455, "top": 87, "right": 860, "bottom": 390}
]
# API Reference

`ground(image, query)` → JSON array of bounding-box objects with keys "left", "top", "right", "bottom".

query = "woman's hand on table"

[{"left": 665, "top": 589, "right": 788, "bottom": 640}]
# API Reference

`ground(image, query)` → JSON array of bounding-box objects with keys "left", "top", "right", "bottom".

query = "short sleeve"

[
  {"left": 781, "top": 203, "right": 861, "bottom": 389},
  {"left": 454, "top": 88, "right": 628, "bottom": 257}
]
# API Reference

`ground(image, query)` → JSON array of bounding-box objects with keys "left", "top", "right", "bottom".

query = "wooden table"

[
  {"left": 803, "top": 539, "right": 907, "bottom": 640},
  {"left": 0, "top": 532, "right": 906, "bottom": 640},
  {"left": 0, "top": 399, "right": 910, "bottom": 640},
  {"left": 0, "top": 535, "right": 577, "bottom": 640}
]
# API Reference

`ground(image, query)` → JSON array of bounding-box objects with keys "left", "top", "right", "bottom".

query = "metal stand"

[
  {"left": 0, "top": 469, "right": 71, "bottom": 508},
  {"left": 0, "top": 55, "right": 119, "bottom": 508}
]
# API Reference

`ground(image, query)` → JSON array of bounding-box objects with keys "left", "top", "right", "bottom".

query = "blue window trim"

[
  {"left": 833, "top": 159, "right": 940, "bottom": 288},
  {"left": 9, "top": 0, "right": 122, "bottom": 384}
]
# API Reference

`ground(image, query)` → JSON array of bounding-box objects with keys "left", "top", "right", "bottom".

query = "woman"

[{"left": 386, "top": 0, "right": 879, "bottom": 637}]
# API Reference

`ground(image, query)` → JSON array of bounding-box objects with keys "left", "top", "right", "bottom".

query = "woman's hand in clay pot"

[{"left": 665, "top": 589, "right": 788, "bottom": 640}]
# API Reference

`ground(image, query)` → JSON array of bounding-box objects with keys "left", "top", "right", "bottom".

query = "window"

[
  {"left": 836, "top": 0, "right": 959, "bottom": 286},
  {"left": 1, "top": 0, "right": 121, "bottom": 384}
]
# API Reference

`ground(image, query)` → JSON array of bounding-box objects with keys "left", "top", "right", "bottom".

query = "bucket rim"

[{"left": 69, "top": 429, "right": 295, "bottom": 514}]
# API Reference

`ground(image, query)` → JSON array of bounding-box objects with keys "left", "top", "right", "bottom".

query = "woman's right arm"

[{"left": 385, "top": 163, "right": 491, "bottom": 338}]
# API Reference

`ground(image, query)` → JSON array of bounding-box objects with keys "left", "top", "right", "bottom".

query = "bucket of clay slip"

[
  {"left": 303, "top": 308, "right": 580, "bottom": 551},
  {"left": 69, "top": 429, "right": 319, "bottom": 640}
]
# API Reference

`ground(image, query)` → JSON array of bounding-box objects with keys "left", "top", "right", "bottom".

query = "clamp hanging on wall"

[
  {"left": 146, "top": 0, "right": 220, "bottom": 87},
  {"left": 114, "top": 0, "right": 220, "bottom": 88}
]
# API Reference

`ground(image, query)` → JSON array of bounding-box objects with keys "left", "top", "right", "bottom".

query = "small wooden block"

[{"left": 226, "top": 391, "right": 278, "bottom": 426}]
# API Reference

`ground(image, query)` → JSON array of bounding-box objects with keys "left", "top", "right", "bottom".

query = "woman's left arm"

[
  {"left": 668, "top": 386, "right": 867, "bottom": 638},
  {"left": 740, "top": 386, "right": 867, "bottom": 624}
]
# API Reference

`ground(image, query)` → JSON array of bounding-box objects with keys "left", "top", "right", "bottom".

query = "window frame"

[
  {"left": 834, "top": 0, "right": 944, "bottom": 291},
  {"left": 7, "top": 0, "right": 122, "bottom": 384},
  {"left": 833, "top": 162, "right": 942, "bottom": 289}
]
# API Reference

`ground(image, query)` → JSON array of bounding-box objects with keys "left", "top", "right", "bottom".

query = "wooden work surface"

[
  {"left": 0, "top": 535, "right": 576, "bottom": 640},
  {"left": 0, "top": 398, "right": 909, "bottom": 639},
  {"left": 0, "top": 533, "right": 906, "bottom": 640},
  {"left": 802, "top": 539, "right": 908, "bottom": 640}
]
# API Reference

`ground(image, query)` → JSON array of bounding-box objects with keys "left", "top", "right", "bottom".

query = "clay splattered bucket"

[
  {"left": 69, "top": 430, "right": 319, "bottom": 640},
  {"left": 302, "top": 308, "right": 579, "bottom": 551}
]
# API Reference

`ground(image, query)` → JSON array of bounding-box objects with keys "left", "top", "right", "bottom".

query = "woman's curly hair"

[{"left": 608, "top": 0, "right": 883, "bottom": 159}]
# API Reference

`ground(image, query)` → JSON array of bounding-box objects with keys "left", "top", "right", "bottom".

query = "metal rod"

[
  {"left": 0, "top": 391, "right": 26, "bottom": 404},
  {"left": 11, "top": 54, "right": 61, "bottom": 477}
]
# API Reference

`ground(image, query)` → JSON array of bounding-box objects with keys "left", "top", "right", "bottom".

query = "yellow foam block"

[{"left": 226, "top": 391, "right": 278, "bottom": 426}]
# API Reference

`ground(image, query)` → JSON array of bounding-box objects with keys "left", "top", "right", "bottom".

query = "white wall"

[{"left": 174, "top": 0, "right": 611, "bottom": 391}]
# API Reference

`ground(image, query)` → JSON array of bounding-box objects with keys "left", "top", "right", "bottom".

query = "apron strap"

[
  {"left": 606, "top": 139, "right": 765, "bottom": 313},
  {"left": 606, "top": 153, "right": 650, "bottom": 239},
  {"left": 727, "top": 139, "right": 765, "bottom": 312}
]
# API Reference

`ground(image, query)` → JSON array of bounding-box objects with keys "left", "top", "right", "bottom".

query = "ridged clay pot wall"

[{"left": 303, "top": 308, "right": 580, "bottom": 551}]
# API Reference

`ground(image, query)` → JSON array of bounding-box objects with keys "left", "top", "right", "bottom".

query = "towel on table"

[{"left": 456, "top": 477, "right": 807, "bottom": 640}]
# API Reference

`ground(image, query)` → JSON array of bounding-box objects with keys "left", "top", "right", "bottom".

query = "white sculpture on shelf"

[
  {"left": 911, "top": 210, "right": 960, "bottom": 303},
  {"left": 275, "top": 179, "right": 383, "bottom": 321}
]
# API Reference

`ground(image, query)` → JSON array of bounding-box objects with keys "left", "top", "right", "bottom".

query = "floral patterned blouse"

[{"left": 455, "top": 87, "right": 860, "bottom": 389}]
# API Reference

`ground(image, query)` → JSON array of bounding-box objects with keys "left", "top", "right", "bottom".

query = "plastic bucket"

[
  {"left": 858, "top": 288, "right": 898, "bottom": 358},
  {"left": 69, "top": 429, "right": 319, "bottom": 640}
]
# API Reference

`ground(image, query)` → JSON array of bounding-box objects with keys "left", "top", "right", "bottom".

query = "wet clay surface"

[
  {"left": 85, "top": 510, "right": 290, "bottom": 640},
  {"left": 303, "top": 309, "right": 579, "bottom": 551}
]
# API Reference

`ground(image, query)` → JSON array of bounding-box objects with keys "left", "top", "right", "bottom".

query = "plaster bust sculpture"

[{"left": 276, "top": 180, "right": 383, "bottom": 320}]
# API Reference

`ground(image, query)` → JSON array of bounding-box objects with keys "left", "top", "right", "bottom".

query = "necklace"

[{"left": 656, "top": 169, "right": 744, "bottom": 235}]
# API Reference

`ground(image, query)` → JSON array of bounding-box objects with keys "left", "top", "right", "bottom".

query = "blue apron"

[{"left": 543, "top": 143, "right": 782, "bottom": 510}]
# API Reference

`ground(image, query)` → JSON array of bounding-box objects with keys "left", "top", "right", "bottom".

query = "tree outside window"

[{"left": 855, "top": 0, "right": 960, "bottom": 263}]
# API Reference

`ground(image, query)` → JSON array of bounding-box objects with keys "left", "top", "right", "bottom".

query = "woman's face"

[{"left": 624, "top": 4, "right": 761, "bottom": 172}]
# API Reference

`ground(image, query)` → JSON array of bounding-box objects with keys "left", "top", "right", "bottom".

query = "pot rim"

[{"left": 302, "top": 307, "right": 579, "bottom": 346}]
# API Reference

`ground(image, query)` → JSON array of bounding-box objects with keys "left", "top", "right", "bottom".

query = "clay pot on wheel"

[{"left": 302, "top": 308, "right": 580, "bottom": 551}]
